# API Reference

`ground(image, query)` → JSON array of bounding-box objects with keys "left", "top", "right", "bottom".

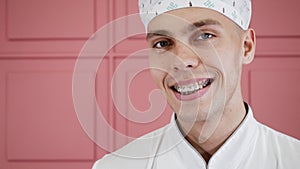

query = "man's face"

[{"left": 146, "top": 7, "right": 253, "bottom": 126}]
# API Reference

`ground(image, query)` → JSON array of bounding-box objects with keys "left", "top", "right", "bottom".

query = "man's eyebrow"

[
  {"left": 188, "top": 19, "right": 222, "bottom": 31},
  {"left": 146, "top": 30, "right": 172, "bottom": 40}
]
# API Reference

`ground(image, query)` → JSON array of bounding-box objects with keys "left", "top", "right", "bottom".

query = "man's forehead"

[
  {"left": 147, "top": 18, "right": 222, "bottom": 40},
  {"left": 187, "top": 19, "right": 222, "bottom": 31}
]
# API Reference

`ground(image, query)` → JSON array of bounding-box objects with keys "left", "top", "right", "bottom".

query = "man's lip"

[{"left": 172, "top": 79, "right": 213, "bottom": 101}]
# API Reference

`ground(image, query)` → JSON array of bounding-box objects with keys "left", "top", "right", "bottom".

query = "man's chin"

[{"left": 176, "top": 110, "right": 210, "bottom": 123}]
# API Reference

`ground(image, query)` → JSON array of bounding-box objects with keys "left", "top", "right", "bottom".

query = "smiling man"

[{"left": 92, "top": 0, "right": 300, "bottom": 168}]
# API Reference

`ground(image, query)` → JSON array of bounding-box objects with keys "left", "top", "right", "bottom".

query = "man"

[{"left": 92, "top": 0, "right": 300, "bottom": 168}]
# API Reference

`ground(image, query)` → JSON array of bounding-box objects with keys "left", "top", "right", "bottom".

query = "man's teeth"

[{"left": 173, "top": 79, "right": 211, "bottom": 95}]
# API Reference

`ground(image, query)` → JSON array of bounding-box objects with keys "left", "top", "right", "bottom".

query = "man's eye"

[
  {"left": 153, "top": 40, "right": 171, "bottom": 49},
  {"left": 196, "top": 33, "right": 215, "bottom": 40}
]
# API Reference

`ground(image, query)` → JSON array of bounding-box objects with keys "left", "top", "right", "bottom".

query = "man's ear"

[{"left": 242, "top": 28, "right": 256, "bottom": 64}]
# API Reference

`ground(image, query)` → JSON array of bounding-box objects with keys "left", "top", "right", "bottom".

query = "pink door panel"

[
  {"left": 0, "top": 0, "right": 108, "bottom": 55},
  {"left": 0, "top": 60, "right": 97, "bottom": 168}
]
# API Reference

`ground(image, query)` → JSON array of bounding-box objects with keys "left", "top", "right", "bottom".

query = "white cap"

[{"left": 139, "top": 0, "right": 252, "bottom": 31}]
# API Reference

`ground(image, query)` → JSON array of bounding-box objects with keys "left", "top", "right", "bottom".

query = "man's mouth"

[{"left": 170, "top": 78, "right": 214, "bottom": 95}]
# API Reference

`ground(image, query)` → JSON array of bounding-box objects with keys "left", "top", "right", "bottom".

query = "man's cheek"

[{"left": 149, "top": 69, "right": 162, "bottom": 86}]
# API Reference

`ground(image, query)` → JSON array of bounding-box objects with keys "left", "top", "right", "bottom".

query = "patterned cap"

[{"left": 139, "top": 0, "right": 252, "bottom": 31}]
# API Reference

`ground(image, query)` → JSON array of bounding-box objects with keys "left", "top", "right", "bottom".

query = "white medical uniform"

[{"left": 92, "top": 105, "right": 300, "bottom": 169}]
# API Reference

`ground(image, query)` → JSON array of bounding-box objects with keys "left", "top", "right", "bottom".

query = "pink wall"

[{"left": 0, "top": 0, "right": 300, "bottom": 169}]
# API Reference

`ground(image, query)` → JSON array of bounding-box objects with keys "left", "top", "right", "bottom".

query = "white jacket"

[{"left": 92, "top": 105, "right": 300, "bottom": 169}]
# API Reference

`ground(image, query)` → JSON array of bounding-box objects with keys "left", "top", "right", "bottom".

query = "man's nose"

[{"left": 172, "top": 42, "right": 201, "bottom": 71}]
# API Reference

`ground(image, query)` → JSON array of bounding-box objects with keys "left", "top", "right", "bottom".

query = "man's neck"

[{"left": 177, "top": 101, "right": 247, "bottom": 163}]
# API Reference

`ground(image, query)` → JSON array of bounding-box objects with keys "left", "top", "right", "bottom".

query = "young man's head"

[{"left": 139, "top": 0, "right": 256, "bottom": 141}]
